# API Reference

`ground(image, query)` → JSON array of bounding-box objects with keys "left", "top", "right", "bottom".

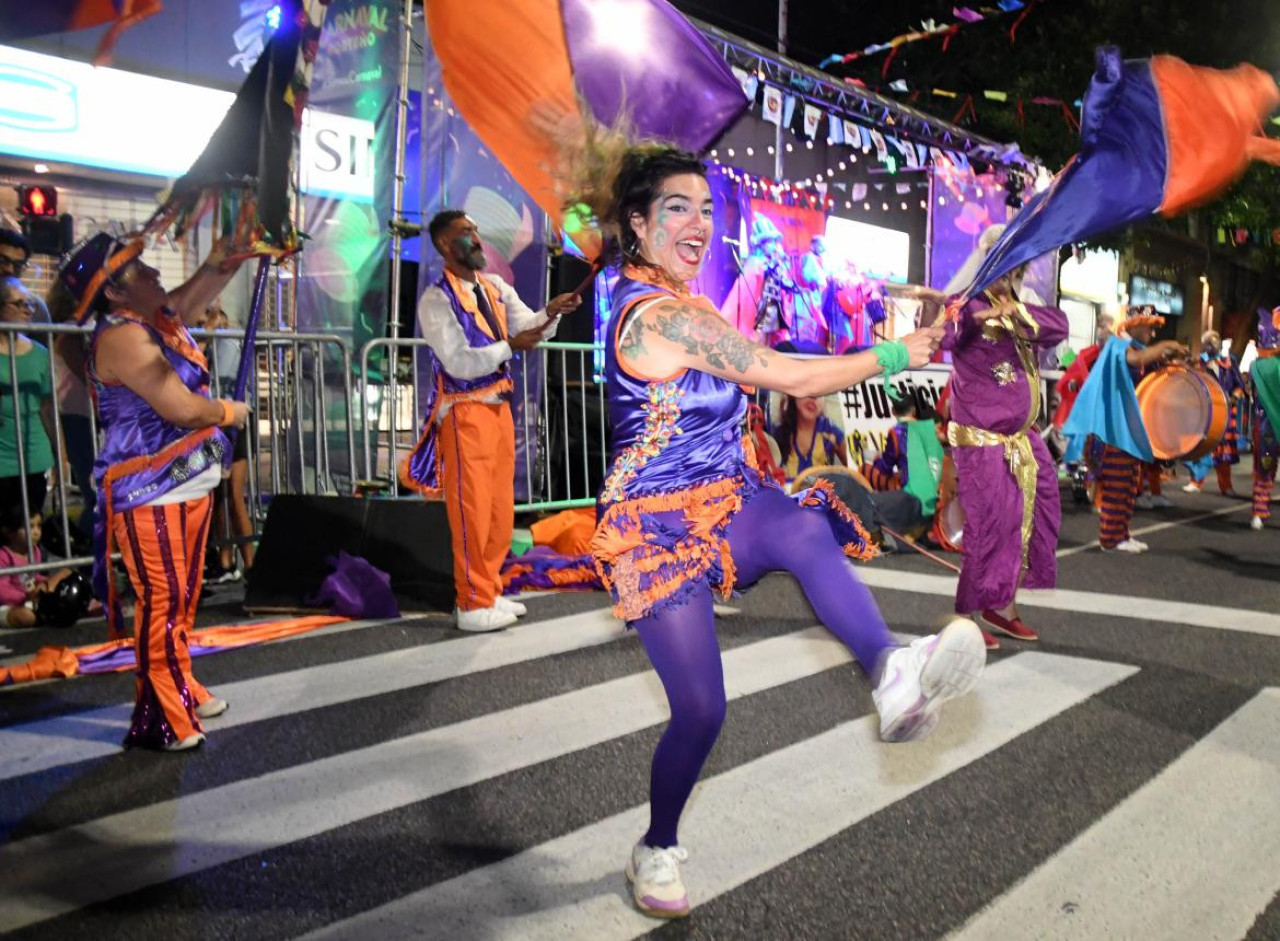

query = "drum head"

[
  {"left": 1136, "top": 367, "right": 1228, "bottom": 461},
  {"left": 940, "top": 498, "right": 965, "bottom": 550}
]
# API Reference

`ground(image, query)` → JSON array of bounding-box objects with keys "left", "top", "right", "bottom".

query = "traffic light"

[{"left": 17, "top": 185, "right": 57, "bottom": 218}]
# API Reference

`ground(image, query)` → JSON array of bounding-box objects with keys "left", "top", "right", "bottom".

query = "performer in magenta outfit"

[
  {"left": 573, "top": 143, "right": 985, "bottom": 920},
  {"left": 941, "top": 255, "right": 1070, "bottom": 648}
]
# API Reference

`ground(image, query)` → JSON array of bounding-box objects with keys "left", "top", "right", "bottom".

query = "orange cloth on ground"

[
  {"left": 439, "top": 400, "right": 515, "bottom": 611},
  {"left": 114, "top": 496, "right": 214, "bottom": 743},
  {"left": 0, "top": 616, "right": 347, "bottom": 686},
  {"left": 530, "top": 507, "right": 597, "bottom": 556}
]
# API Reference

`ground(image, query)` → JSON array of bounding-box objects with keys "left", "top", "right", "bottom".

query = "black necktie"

[{"left": 472, "top": 282, "right": 505, "bottom": 340}]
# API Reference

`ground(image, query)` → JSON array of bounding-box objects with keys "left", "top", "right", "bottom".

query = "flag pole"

[{"left": 226, "top": 257, "right": 272, "bottom": 453}]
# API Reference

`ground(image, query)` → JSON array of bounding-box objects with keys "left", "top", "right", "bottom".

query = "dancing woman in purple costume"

[{"left": 573, "top": 145, "right": 987, "bottom": 920}]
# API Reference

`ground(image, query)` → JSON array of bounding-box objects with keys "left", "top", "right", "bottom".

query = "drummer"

[{"left": 1062, "top": 308, "right": 1187, "bottom": 553}]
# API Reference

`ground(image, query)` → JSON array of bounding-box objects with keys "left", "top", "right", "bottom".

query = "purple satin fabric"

[
  {"left": 603, "top": 276, "right": 749, "bottom": 499},
  {"left": 560, "top": 0, "right": 748, "bottom": 153},
  {"left": 965, "top": 49, "right": 1167, "bottom": 296},
  {"left": 941, "top": 294, "right": 1070, "bottom": 434},
  {"left": 406, "top": 275, "right": 511, "bottom": 492}
]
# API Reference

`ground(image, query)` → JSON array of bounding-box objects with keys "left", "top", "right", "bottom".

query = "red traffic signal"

[{"left": 17, "top": 185, "right": 57, "bottom": 217}]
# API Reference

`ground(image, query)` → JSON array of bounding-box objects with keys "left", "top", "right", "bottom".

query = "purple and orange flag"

[
  {"left": 0, "top": 0, "right": 163, "bottom": 65},
  {"left": 427, "top": 0, "right": 748, "bottom": 256},
  {"left": 960, "top": 46, "right": 1280, "bottom": 298}
]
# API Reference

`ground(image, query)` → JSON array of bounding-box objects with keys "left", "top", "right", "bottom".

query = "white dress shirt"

[{"left": 417, "top": 271, "right": 559, "bottom": 381}]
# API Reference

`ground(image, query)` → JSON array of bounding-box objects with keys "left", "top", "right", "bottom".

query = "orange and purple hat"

[{"left": 57, "top": 233, "right": 144, "bottom": 324}]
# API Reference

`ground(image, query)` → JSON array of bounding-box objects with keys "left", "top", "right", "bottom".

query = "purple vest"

[
  {"left": 88, "top": 310, "right": 228, "bottom": 626},
  {"left": 402, "top": 273, "right": 514, "bottom": 494}
]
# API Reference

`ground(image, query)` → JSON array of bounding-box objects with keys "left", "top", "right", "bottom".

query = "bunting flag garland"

[{"left": 818, "top": 1, "right": 1039, "bottom": 71}]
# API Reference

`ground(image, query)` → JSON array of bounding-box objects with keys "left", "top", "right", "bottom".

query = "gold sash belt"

[{"left": 947, "top": 421, "right": 1039, "bottom": 567}]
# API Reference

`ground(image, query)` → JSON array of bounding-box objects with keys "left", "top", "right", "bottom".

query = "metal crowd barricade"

[
  {"left": 0, "top": 322, "right": 357, "bottom": 583},
  {"left": 357, "top": 339, "right": 609, "bottom": 513}
]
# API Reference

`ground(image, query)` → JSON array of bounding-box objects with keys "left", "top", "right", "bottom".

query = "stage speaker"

[{"left": 244, "top": 495, "right": 455, "bottom": 614}]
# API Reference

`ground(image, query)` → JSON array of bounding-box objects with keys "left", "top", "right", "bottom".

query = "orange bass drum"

[{"left": 1134, "top": 364, "right": 1229, "bottom": 461}]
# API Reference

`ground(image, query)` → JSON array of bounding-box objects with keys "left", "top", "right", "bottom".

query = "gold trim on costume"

[{"left": 947, "top": 421, "right": 1039, "bottom": 568}]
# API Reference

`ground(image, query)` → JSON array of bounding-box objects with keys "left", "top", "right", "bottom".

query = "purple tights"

[{"left": 631, "top": 486, "right": 897, "bottom": 848}]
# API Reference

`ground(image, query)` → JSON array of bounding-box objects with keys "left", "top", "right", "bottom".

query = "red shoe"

[
  {"left": 980, "top": 628, "right": 1001, "bottom": 650},
  {"left": 980, "top": 609, "right": 1039, "bottom": 642}
]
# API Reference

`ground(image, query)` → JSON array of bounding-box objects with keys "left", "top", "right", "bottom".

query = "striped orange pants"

[
  {"left": 115, "top": 495, "right": 214, "bottom": 748},
  {"left": 1097, "top": 445, "right": 1140, "bottom": 549},
  {"left": 1254, "top": 449, "right": 1277, "bottom": 522}
]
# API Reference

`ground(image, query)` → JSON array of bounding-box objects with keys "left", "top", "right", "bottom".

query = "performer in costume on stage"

[
  {"left": 572, "top": 143, "right": 984, "bottom": 920},
  {"left": 54, "top": 234, "right": 249, "bottom": 752},
  {"left": 719, "top": 215, "right": 797, "bottom": 347},
  {"left": 402, "top": 210, "right": 580, "bottom": 633},
  {"left": 1183, "top": 330, "right": 1245, "bottom": 496},
  {"left": 793, "top": 235, "right": 832, "bottom": 352},
  {"left": 1063, "top": 309, "right": 1187, "bottom": 554},
  {"left": 939, "top": 251, "right": 1070, "bottom": 649},
  {"left": 1249, "top": 308, "right": 1280, "bottom": 530}
]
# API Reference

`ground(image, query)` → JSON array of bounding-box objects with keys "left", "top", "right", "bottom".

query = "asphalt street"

[{"left": 1, "top": 468, "right": 1277, "bottom": 940}]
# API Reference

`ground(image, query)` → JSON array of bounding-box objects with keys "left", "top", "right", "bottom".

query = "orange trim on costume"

[
  {"left": 798, "top": 477, "right": 879, "bottom": 561},
  {"left": 101, "top": 427, "right": 220, "bottom": 639},
  {"left": 612, "top": 291, "right": 688, "bottom": 384},
  {"left": 398, "top": 374, "right": 514, "bottom": 499},
  {"left": 72, "top": 240, "right": 145, "bottom": 324},
  {"left": 443, "top": 271, "right": 508, "bottom": 341}
]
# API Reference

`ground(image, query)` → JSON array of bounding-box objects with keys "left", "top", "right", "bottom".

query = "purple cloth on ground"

[{"left": 310, "top": 551, "right": 400, "bottom": 619}]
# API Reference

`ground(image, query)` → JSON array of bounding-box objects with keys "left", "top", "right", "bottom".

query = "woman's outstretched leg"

[
  {"left": 727, "top": 486, "right": 896, "bottom": 672},
  {"left": 726, "top": 485, "right": 984, "bottom": 742},
  {"left": 626, "top": 586, "right": 724, "bottom": 918}
]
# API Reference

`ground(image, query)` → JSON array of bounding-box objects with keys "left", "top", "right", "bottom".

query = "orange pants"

[
  {"left": 115, "top": 495, "right": 214, "bottom": 748},
  {"left": 439, "top": 400, "right": 515, "bottom": 611}
]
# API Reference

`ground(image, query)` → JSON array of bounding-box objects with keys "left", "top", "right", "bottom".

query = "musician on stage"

[
  {"left": 794, "top": 235, "right": 832, "bottom": 353},
  {"left": 719, "top": 216, "right": 797, "bottom": 348}
]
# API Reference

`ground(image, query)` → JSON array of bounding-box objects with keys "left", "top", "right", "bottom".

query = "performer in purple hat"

[
  {"left": 570, "top": 140, "right": 985, "bottom": 920},
  {"left": 53, "top": 233, "right": 248, "bottom": 752}
]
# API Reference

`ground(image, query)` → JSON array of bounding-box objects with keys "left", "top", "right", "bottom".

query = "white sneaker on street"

[
  {"left": 195, "top": 697, "right": 229, "bottom": 719},
  {"left": 626, "top": 842, "right": 690, "bottom": 919},
  {"left": 1251, "top": 515, "right": 1265, "bottom": 531},
  {"left": 455, "top": 606, "right": 518, "bottom": 632},
  {"left": 1130, "top": 538, "right": 1149, "bottom": 550},
  {"left": 494, "top": 596, "right": 527, "bottom": 617},
  {"left": 1182, "top": 482, "right": 1203, "bottom": 493},
  {"left": 873, "top": 618, "right": 985, "bottom": 744},
  {"left": 1150, "top": 495, "right": 1173, "bottom": 508},
  {"left": 1104, "top": 538, "right": 1147, "bottom": 553},
  {"left": 1134, "top": 495, "right": 1154, "bottom": 510},
  {"left": 163, "top": 733, "right": 206, "bottom": 752}
]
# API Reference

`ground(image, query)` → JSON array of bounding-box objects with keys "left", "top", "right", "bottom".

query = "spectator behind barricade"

[
  {"left": 0, "top": 505, "right": 66, "bottom": 627},
  {"left": 203, "top": 302, "right": 254, "bottom": 580},
  {"left": 46, "top": 280, "right": 97, "bottom": 547},
  {"left": 0, "top": 277, "right": 56, "bottom": 518},
  {"left": 0, "top": 228, "right": 51, "bottom": 324}
]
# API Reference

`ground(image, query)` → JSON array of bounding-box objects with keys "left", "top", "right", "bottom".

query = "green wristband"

[{"left": 872, "top": 340, "right": 909, "bottom": 401}]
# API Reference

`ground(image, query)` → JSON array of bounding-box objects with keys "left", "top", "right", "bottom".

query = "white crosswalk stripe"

[{"left": 4, "top": 597, "right": 1280, "bottom": 940}]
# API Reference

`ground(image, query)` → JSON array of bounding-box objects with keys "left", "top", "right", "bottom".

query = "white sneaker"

[
  {"left": 195, "top": 697, "right": 229, "bottom": 719},
  {"left": 163, "top": 733, "right": 206, "bottom": 752},
  {"left": 1150, "top": 495, "right": 1173, "bottom": 508},
  {"left": 1104, "top": 538, "right": 1147, "bottom": 553},
  {"left": 494, "top": 596, "right": 527, "bottom": 617},
  {"left": 873, "top": 618, "right": 985, "bottom": 744},
  {"left": 1134, "top": 495, "right": 1154, "bottom": 510},
  {"left": 626, "top": 842, "right": 690, "bottom": 919},
  {"left": 1130, "top": 538, "right": 1149, "bottom": 550},
  {"left": 455, "top": 606, "right": 518, "bottom": 632},
  {"left": 1251, "top": 515, "right": 1265, "bottom": 531},
  {"left": 1182, "top": 482, "right": 1203, "bottom": 493}
]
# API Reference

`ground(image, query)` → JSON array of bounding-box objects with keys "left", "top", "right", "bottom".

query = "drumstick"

[{"left": 878, "top": 524, "right": 963, "bottom": 574}]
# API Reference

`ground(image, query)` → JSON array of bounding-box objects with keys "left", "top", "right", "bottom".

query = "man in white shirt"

[{"left": 405, "top": 210, "right": 579, "bottom": 632}]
